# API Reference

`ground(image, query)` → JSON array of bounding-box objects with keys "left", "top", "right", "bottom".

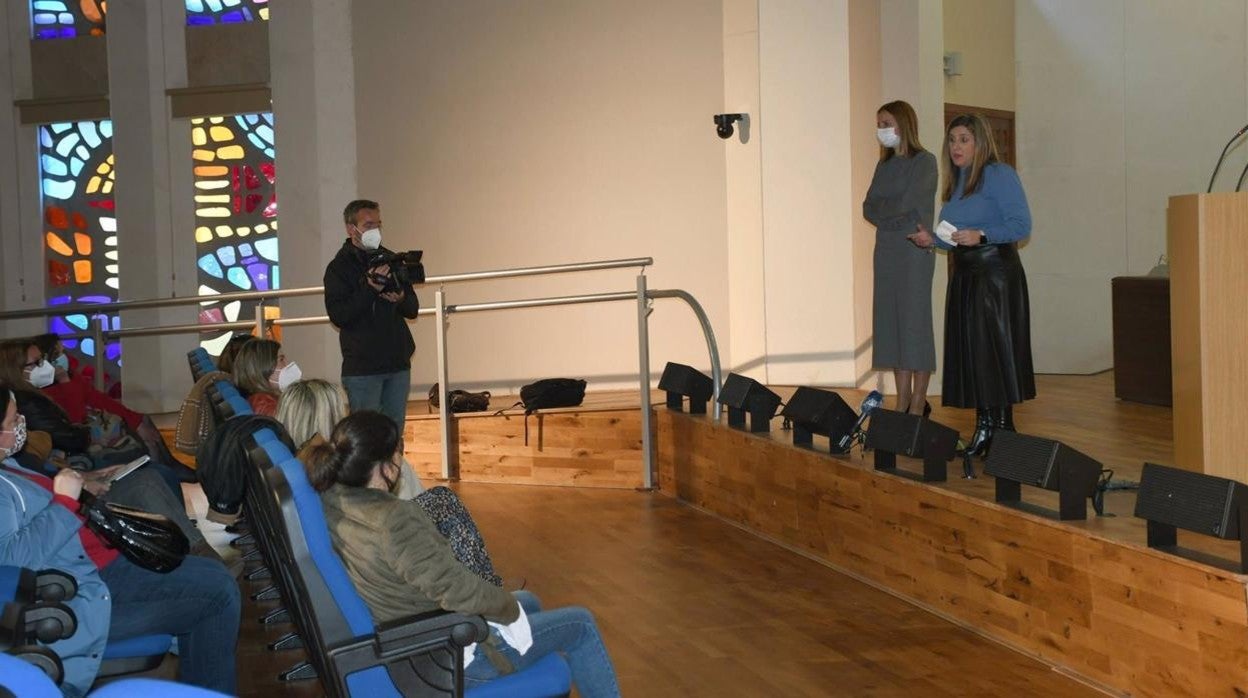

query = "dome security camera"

[{"left": 714, "top": 113, "right": 745, "bottom": 139}]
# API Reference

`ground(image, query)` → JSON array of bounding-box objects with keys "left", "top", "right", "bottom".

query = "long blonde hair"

[
  {"left": 878, "top": 100, "right": 924, "bottom": 160},
  {"left": 941, "top": 112, "right": 1000, "bottom": 202},
  {"left": 277, "top": 378, "right": 348, "bottom": 447}
]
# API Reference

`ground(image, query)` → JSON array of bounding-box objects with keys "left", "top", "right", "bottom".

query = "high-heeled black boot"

[
  {"left": 961, "top": 408, "right": 994, "bottom": 457},
  {"left": 996, "top": 404, "right": 1015, "bottom": 432}
]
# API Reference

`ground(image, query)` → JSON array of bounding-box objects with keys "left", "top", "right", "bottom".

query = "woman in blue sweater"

[{"left": 912, "top": 113, "right": 1035, "bottom": 464}]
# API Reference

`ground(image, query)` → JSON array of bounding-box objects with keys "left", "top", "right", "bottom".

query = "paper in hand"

[{"left": 935, "top": 220, "right": 958, "bottom": 245}]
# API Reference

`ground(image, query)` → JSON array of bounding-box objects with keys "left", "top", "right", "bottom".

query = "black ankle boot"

[
  {"left": 961, "top": 408, "right": 994, "bottom": 457},
  {"left": 997, "top": 405, "right": 1015, "bottom": 432}
]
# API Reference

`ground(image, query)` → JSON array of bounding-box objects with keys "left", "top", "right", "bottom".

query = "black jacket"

[
  {"left": 323, "top": 239, "right": 420, "bottom": 376},
  {"left": 196, "top": 414, "right": 293, "bottom": 519},
  {"left": 15, "top": 389, "right": 89, "bottom": 454}
]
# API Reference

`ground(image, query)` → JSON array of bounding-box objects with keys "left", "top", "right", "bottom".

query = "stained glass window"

[
  {"left": 192, "top": 113, "right": 279, "bottom": 354},
  {"left": 40, "top": 120, "right": 123, "bottom": 395},
  {"left": 30, "top": 0, "right": 106, "bottom": 39},
  {"left": 185, "top": 0, "right": 269, "bottom": 26}
]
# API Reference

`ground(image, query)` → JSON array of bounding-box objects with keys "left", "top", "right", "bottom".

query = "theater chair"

[
  {"left": 0, "top": 651, "right": 232, "bottom": 698},
  {"left": 0, "top": 565, "right": 174, "bottom": 680},
  {"left": 186, "top": 347, "right": 216, "bottom": 383},
  {"left": 0, "top": 566, "right": 78, "bottom": 646},
  {"left": 245, "top": 428, "right": 573, "bottom": 697}
]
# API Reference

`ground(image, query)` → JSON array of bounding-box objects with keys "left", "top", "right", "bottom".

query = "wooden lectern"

[{"left": 1167, "top": 193, "right": 1248, "bottom": 480}]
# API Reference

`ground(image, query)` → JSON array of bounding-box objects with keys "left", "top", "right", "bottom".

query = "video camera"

[{"left": 367, "top": 249, "right": 425, "bottom": 293}]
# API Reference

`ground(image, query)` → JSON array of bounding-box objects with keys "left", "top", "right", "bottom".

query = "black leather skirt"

[{"left": 941, "top": 243, "right": 1035, "bottom": 408}]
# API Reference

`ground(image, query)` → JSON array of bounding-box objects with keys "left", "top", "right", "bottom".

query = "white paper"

[
  {"left": 463, "top": 600, "right": 534, "bottom": 668},
  {"left": 935, "top": 220, "right": 958, "bottom": 245}
]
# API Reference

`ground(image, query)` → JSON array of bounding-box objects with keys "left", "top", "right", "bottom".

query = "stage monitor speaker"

[
  {"left": 984, "top": 430, "right": 1102, "bottom": 520},
  {"left": 1134, "top": 462, "right": 1247, "bottom": 572},
  {"left": 658, "top": 362, "right": 714, "bottom": 414},
  {"left": 864, "top": 409, "right": 959, "bottom": 482},
  {"left": 780, "top": 387, "right": 857, "bottom": 450},
  {"left": 717, "top": 373, "right": 781, "bottom": 433}
]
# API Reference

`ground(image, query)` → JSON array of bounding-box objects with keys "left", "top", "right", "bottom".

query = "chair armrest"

[
  {"left": 373, "top": 610, "right": 487, "bottom": 657},
  {"left": 325, "top": 611, "right": 489, "bottom": 697}
]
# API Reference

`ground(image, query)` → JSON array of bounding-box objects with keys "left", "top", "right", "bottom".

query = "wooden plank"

[{"left": 656, "top": 408, "right": 1248, "bottom": 697}]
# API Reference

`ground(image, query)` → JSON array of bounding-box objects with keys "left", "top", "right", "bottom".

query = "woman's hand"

[
  {"left": 907, "top": 224, "right": 935, "bottom": 249},
  {"left": 951, "top": 228, "right": 984, "bottom": 246},
  {"left": 52, "top": 468, "right": 84, "bottom": 500},
  {"left": 82, "top": 466, "right": 119, "bottom": 496}
]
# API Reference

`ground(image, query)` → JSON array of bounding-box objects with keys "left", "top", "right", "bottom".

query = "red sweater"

[
  {"left": 7, "top": 468, "right": 119, "bottom": 570},
  {"left": 248, "top": 392, "right": 278, "bottom": 417},
  {"left": 42, "top": 377, "right": 143, "bottom": 430}
]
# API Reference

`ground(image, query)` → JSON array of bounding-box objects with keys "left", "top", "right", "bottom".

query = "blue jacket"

[
  {"left": 0, "top": 461, "right": 110, "bottom": 698},
  {"left": 936, "top": 161, "right": 1032, "bottom": 249}
]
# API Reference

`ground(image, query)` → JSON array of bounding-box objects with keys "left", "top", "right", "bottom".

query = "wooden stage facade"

[{"left": 393, "top": 373, "right": 1248, "bottom": 696}]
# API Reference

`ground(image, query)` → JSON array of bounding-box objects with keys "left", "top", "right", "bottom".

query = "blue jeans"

[
  {"left": 342, "top": 369, "right": 411, "bottom": 427},
  {"left": 464, "top": 591, "right": 621, "bottom": 698},
  {"left": 100, "top": 554, "right": 240, "bottom": 694}
]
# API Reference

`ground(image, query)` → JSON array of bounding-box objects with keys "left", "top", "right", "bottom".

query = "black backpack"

[
  {"left": 519, "top": 378, "right": 587, "bottom": 413},
  {"left": 495, "top": 378, "right": 587, "bottom": 445}
]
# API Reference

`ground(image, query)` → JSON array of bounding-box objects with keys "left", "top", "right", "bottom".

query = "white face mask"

[
  {"left": 28, "top": 360, "right": 56, "bottom": 389},
  {"left": 876, "top": 127, "right": 900, "bottom": 148},
  {"left": 356, "top": 226, "right": 382, "bottom": 251},
  {"left": 273, "top": 362, "right": 302, "bottom": 392}
]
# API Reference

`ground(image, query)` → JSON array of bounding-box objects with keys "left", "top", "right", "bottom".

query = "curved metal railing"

[{"left": 0, "top": 256, "right": 720, "bottom": 487}]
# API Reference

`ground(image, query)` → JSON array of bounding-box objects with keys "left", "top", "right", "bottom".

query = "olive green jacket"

[{"left": 319, "top": 484, "right": 518, "bottom": 625}]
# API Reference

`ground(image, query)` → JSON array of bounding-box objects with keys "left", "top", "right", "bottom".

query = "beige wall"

[
  {"left": 943, "top": 0, "right": 1014, "bottom": 111},
  {"left": 722, "top": 0, "right": 766, "bottom": 381},
  {"left": 757, "top": 0, "right": 859, "bottom": 386},
  {"left": 1017, "top": 0, "right": 1248, "bottom": 373},
  {"left": 353, "top": 1, "right": 727, "bottom": 394},
  {"left": 850, "top": 0, "right": 882, "bottom": 386}
]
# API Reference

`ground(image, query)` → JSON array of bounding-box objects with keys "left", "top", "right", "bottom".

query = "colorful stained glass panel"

[
  {"left": 30, "top": 0, "right": 106, "bottom": 39},
  {"left": 185, "top": 0, "right": 269, "bottom": 26},
  {"left": 39, "top": 120, "right": 122, "bottom": 393},
  {"left": 192, "top": 113, "right": 278, "bottom": 351}
]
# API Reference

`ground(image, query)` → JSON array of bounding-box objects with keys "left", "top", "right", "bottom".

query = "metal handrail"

[
  {"left": 3, "top": 255, "right": 721, "bottom": 488},
  {"left": 0, "top": 257, "right": 654, "bottom": 320}
]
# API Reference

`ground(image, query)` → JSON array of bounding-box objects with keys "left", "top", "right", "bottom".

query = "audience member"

[
  {"left": 0, "top": 389, "right": 240, "bottom": 696},
  {"left": 305, "top": 411, "right": 620, "bottom": 697},
  {"left": 278, "top": 379, "right": 500, "bottom": 584}
]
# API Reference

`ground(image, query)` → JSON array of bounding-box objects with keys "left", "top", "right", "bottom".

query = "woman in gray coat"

[{"left": 862, "top": 100, "right": 938, "bottom": 414}]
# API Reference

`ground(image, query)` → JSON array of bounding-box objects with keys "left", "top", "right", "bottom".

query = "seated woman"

[
  {"left": 0, "top": 378, "right": 231, "bottom": 573},
  {"left": 232, "top": 338, "right": 300, "bottom": 416},
  {"left": 214, "top": 333, "right": 254, "bottom": 375},
  {"left": 10, "top": 338, "right": 195, "bottom": 476},
  {"left": 0, "top": 345, "right": 192, "bottom": 502},
  {"left": 0, "top": 389, "right": 240, "bottom": 697},
  {"left": 278, "top": 379, "right": 501, "bottom": 585},
  {"left": 305, "top": 411, "right": 620, "bottom": 696}
]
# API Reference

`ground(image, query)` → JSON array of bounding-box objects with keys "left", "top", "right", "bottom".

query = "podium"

[{"left": 1167, "top": 193, "right": 1248, "bottom": 479}]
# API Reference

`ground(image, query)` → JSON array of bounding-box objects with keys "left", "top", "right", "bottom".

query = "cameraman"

[{"left": 323, "top": 199, "right": 420, "bottom": 427}]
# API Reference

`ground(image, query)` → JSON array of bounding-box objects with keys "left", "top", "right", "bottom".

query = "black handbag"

[
  {"left": 494, "top": 378, "right": 588, "bottom": 445},
  {"left": 79, "top": 493, "right": 189, "bottom": 573},
  {"left": 427, "top": 383, "right": 492, "bottom": 414}
]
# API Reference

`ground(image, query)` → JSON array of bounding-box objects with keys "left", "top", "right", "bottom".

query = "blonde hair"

[
  {"left": 878, "top": 100, "right": 925, "bottom": 160},
  {"left": 233, "top": 338, "right": 281, "bottom": 399},
  {"left": 941, "top": 112, "right": 1000, "bottom": 202},
  {"left": 277, "top": 378, "right": 348, "bottom": 447}
]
